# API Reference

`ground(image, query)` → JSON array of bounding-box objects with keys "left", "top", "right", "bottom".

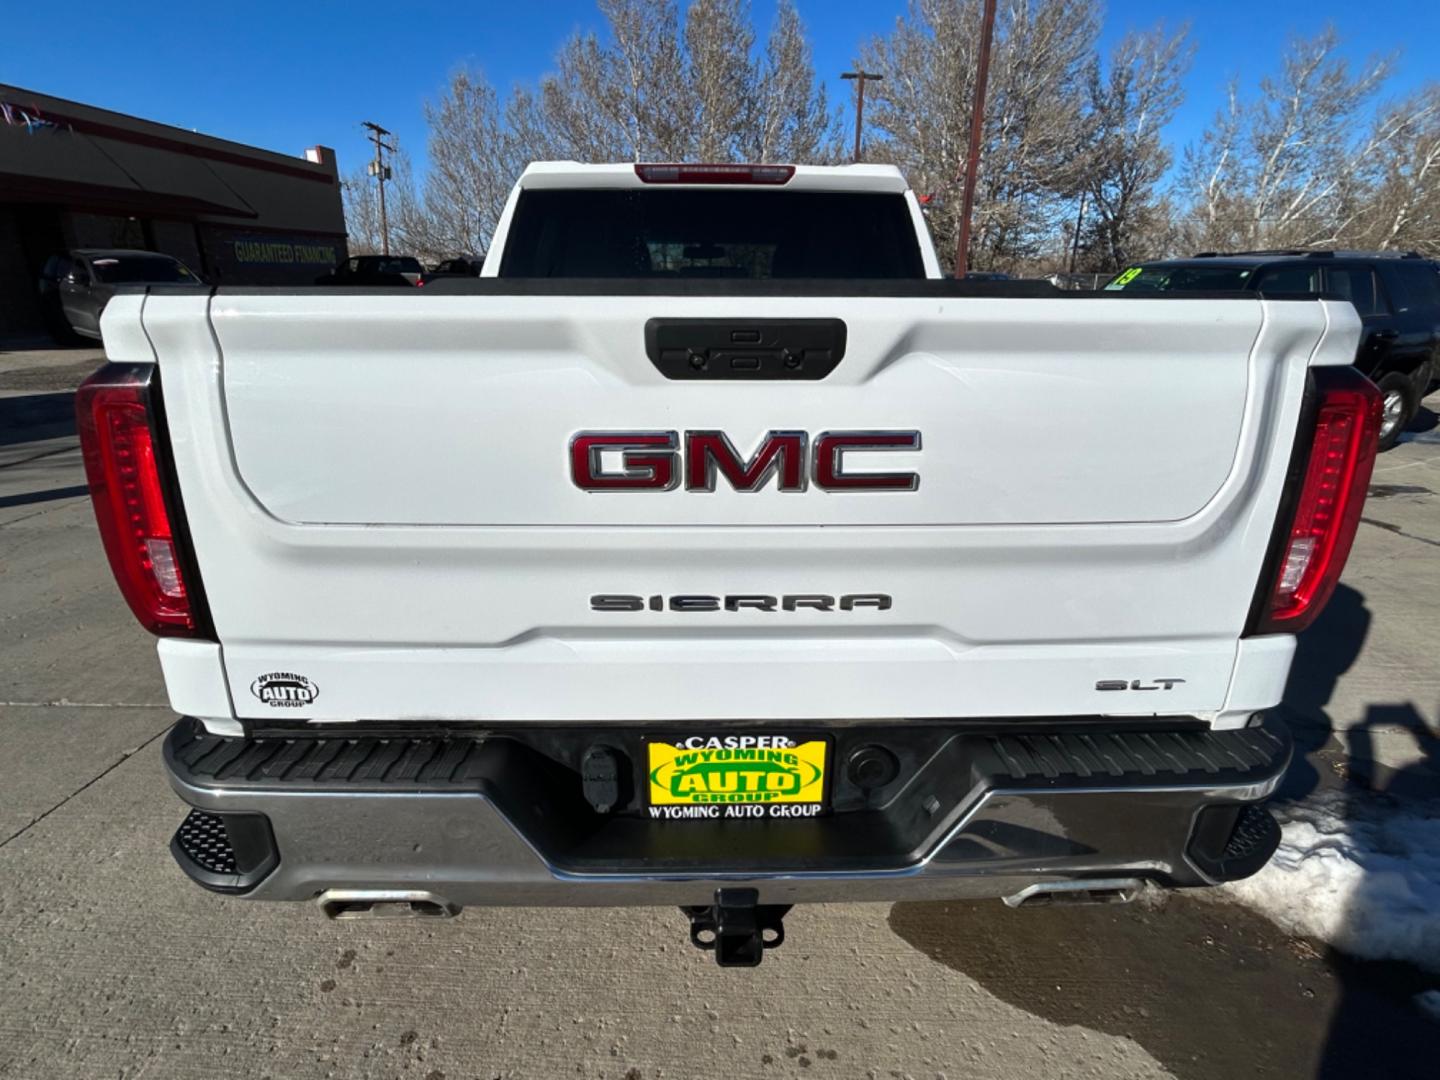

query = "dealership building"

[{"left": 0, "top": 83, "right": 347, "bottom": 337}]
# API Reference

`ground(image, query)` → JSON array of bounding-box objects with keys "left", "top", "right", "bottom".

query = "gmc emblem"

[{"left": 570, "top": 430, "right": 921, "bottom": 492}]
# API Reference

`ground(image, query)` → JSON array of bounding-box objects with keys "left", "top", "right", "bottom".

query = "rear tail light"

[
  {"left": 635, "top": 163, "right": 795, "bottom": 185},
  {"left": 1249, "top": 365, "right": 1381, "bottom": 635},
  {"left": 76, "top": 364, "right": 205, "bottom": 636}
]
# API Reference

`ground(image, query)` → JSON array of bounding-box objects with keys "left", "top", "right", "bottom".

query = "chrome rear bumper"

[{"left": 163, "top": 715, "right": 1290, "bottom": 907}]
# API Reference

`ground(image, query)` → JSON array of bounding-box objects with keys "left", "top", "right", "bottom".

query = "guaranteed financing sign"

[{"left": 230, "top": 238, "right": 338, "bottom": 267}]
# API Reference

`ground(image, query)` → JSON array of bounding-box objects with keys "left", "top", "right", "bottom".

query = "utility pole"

[
  {"left": 953, "top": 0, "right": 997, "bottom": 278},
  {"left": 1067, "top": 191, "right": 1087, "bottom": 275},
  {"left": 840, "top": 70, "right": 884, "bottom": 163},
  {"left": 362, "top": 121, "right": 394, "bottom": 255}
]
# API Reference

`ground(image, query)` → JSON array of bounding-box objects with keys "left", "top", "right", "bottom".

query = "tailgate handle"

[{"left": 644, "top": 318, "right": 847, "bottom": 380}]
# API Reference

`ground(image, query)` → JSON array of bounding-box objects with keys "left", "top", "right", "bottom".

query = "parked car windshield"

[
  {"left": 1105, "top": 264, "right": 1255, "bottom": 292},
  {"left": 500, "top": 189, "right": 926, "bottom": 279},
  {"left": 89, "top": 256, "right": 198, "bottom": 284}
]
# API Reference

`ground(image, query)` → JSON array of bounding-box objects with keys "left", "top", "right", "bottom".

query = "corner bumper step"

[{"left": 170, "top": 808, "right": 278, "bottom": 894}]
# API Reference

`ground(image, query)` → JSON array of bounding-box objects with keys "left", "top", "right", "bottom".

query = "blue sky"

[{"left": 2, "top": 0, "right": 1437, "bottom": 182}]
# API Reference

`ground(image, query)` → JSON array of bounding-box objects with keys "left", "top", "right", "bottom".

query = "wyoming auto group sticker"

[
  {"left": 250, "top": 672, "right": 319, "bottom": 708},
  {"left": 647, "top": 735, "right": 827, "bottom": 820}
]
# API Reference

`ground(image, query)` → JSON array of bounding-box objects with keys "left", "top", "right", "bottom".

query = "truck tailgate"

[
  {"left": 216, "top": 294, "right": 1251, "bottom": 526},
  {"left": 138, "top": 291, "right": 1349, "bottom": 724}
]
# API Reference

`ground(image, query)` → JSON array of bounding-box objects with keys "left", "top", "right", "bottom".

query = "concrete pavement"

[{"left": 1, "top": 350, "right": 1436, "bottom": 1079}]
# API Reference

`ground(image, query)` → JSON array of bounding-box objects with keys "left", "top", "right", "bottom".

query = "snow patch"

[{"left": 1214, "top": 790, "right": 1440, "bottom": 973}]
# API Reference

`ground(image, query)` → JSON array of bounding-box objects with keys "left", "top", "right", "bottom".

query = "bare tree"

[
  {"left": 685, "top": 0, "right": 756, "bottom": 160},
  {"left": 1251, "top": 30, "right": 1393, "bottom": 246},
  {"left": 364, "top": 0, "right": 839, "bottom": 257},
  {"left": 1349, "top": 84, "right": 1440, "bottom": 252},
  {"left": 514, "top": 4, "right": 726, "bottom": 169},
  {"left": 1179, "top": 29, "right": 1405, "bottom": 251},
  {"left": 343, "top": 3, "right": 1440, "bottom": 272},
  {"left": 982, "top": 0, "right": 1100, "bottom": 265},
  {"left": 529, "top": 0, "right": 691, "bottom": 161},
  {"left": 858, "top": 0, "right": 1100, "bottom": 273},
  {"left": 745, "top": 0, "right": 839, "bottom": 163},
  {"left": 522, "top": 0, "right": 833, "bottom": 164},
  {"left": 1077, "top": 23, "right": 1192, "bottom": 269},
  {"left": 341, "top": 170, "right": 381, "bottom": 257},
  {"left": 376, "top": 0, "right": 842, "bottom": 262},
  {"left": 1179, "top": 79, "right": 1243, "bottom": 251},
  {"left": 527, "top": 31, "right": 633, "bottom": 162},
  {"left": 421, "top": 69, "right": 526, "bottom": 258},
  {"left": 857, "top": 1, "right": 982, "bottom": 266}
]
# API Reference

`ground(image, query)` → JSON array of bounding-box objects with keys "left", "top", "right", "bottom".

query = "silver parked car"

[{"left": 39, "top": 249, "right": 203, "bottom": 341}]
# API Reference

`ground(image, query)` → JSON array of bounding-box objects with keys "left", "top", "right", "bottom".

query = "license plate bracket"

[{"left": 644, "top": 734, "right": 830, "bottom": 821}]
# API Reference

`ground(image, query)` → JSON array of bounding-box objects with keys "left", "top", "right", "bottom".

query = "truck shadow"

[
  {"left": 1262, "top": 584, "right": 1439, "bottom": 1075},
  {"left": 888, "top": 584, "right": 1439, "bottom": 1079},
  {"left": 1276, "top": 583, "right": 1370, "bottom": 801},
  {"left": 0, "top": 392, "right": 77, "bottom": 447},
  {"left": 0, "top": 484, "right": 88, "bottom": 510},
  {"left": 1311, "top": 654, "right": 1440, "bottom": 1076},
  {"left": 1314, "top": 721, "right": 1439, "bottom": 1078}
]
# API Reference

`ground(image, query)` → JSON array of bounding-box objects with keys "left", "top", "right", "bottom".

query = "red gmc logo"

[{"left": 570, "top": 430, "right": 921, "bottom": 492}]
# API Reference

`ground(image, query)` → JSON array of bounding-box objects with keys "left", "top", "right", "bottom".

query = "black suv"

[
  {"left": 425, "top": 256, "right": 484, "bottom": 278},
  {"left": 315, "top": 255, "right": 424, "bottom": 287},
  {"left": 1107, "top": 251, "right": 1440, "bottom": 449}
]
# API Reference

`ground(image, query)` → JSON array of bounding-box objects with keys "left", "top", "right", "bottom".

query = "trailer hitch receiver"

[{"left": 682, "top": 888, "right": 792, "bottom": 967}]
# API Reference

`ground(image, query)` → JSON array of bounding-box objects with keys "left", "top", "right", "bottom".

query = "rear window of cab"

[{"left": 500, "top": 189, "right": 926, "bottom": 279}]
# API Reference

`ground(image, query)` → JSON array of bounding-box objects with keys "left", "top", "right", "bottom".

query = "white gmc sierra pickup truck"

[{"left": 79, "top": 162, "right": 1381, "bottom": 965}]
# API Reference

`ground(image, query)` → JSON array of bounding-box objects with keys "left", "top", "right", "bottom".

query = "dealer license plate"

[{"left": 646, "top": 735, "right": 829, "bottom": 821}]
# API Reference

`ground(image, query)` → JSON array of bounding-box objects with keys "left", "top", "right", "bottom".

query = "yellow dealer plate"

[{"left": 646, "top": 736, "right": 828, "bottom": 820}]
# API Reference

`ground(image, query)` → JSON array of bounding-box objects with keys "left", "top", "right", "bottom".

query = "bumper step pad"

[
  {"left": 1186, "top": 802, "right": 1284, "bottom": 882},
  {"left": 167, "top": 716, "right": 1290, "bottom": 792},
  {"left": 170, "top": 808, "right": 279, "bottom": 894},
  {"left": 983, "top": 725, "right": 1286, "bottom": 784},
  {"left": 174, "top": 809, "right": 237, "bottom": 875}
]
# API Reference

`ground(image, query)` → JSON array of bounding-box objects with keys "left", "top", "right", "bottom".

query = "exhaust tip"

[
  {"left": 317, "top": 890, "right": 461, "bottom": 920},
  {"left": 1002, "top": 878, "right": 1143, "bottom": 909}
]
